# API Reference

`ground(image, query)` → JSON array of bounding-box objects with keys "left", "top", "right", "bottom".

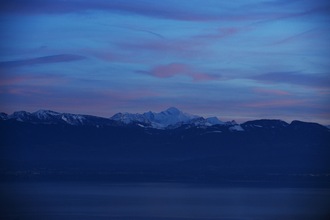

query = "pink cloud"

[
  {"left": 253, "top": 88, "right": 290, "bottom": 96},
  {"left": 0, "top": 86, "right": 49, "bottom": 96},
  {"left": 151, "top": 63, "right": 187, "bottom": 78},
  {"left": 251, "top": 71, "right": 330, "bottom": 89},
  {"left": 243, "top": 99, "right": 304, "bottom": 108},
  {"left": 0, "top": 74, "right": 67, "bottom": 86},
  {"left": 100, "top": 88, "right": 161, "bottom": 101},
  {"left": 145, "top": 63, "right": 220, "bottom": 82},
  {"left": 191, "top": 73, "right": 220, "bottom": 82},
  {"left": 0, "top": 76, "right": 27, "bottom": 86},
  {"left": 315, "top": 89, "right": 330, "bottom": 95}
]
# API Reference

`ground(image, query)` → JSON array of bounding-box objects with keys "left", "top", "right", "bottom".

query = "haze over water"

[{"left": 1, "top": 182, "right": 330, "bottom": 220}]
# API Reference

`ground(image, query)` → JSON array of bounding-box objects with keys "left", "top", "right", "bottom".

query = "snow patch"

[
  {"left": 229, "top": 125, "right": 244, "bottom": 131},
  {"left": 61, "top": 115, "right": 69, "bottom": 123}
]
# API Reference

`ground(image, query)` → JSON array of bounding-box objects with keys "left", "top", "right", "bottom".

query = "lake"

[{"left": 1, "top": 181, "right": 329, "bottom": 220}]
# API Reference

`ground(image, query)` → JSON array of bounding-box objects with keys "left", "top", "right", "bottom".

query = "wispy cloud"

[
  {"left": 0, "top": 54, "right": 86, "bottom": 68},
  {"left": 253, "top": 88, "right": 290, "bottom": 96},
  {"left": 118, "top": 38, "right": 209, "bottom": 59},
  {"left": 195, "top": 27, "right": 251, "bottom": 40},
  {"left": 3, "top": 0, "right": 328, "bottom": 22},
  {"left": 138, "top": 63, "right": 220, "bottom": 82},
  {"left": 95, "top": 23, "right": 166, "bottom": 39},
  {"left": 100, "top": 88, "right": 160, "bottom": 101},
  {"left": 0, "top": 0, "right": 219, "bottom": 21},
  {"left": 270, "top": 28, "right": 329, "bottom": 45},
  {"left": 250, "top": 71, "right": 330, "bottom": 88},
  {"left": 117, "top": 26, "right": 251, "bottom": 60},
  {"left": 0, "top": 73, "right": 68, "bottom": 86},
  {"left": 243, "top": 99, "right": 305, "bottom": 108},
  {"left": 0, "top": 86, "right": 48, "bottom": 96}
]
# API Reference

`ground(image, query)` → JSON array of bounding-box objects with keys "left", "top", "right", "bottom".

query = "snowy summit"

[{"left": 111, "top": 107, "right": 224, "bottom": 129}]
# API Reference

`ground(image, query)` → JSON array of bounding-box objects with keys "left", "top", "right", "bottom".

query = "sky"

[{"left": 0, "top": 0, "right": 330, "bottom": 124}]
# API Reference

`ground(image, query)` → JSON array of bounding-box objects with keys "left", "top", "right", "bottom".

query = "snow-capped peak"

[
  {"left": 205, "top": 117, "right": 224, "bottom": 125},
  {"left": 33, "top": 110, "right": 60, "bottom": 120},
  {"left": 111, "top": 107, "right": 199, "bottom": 129},
  {"left": 149, "top": 107, "right": 198, "bottom": 128},
  {"left": 163, "top": 107, "right": 181, "bottom": 115}
]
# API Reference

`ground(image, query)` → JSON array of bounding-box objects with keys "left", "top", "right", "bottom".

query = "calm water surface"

[{"left": 1, "top": 182, "right": 330, "bottom": 220}]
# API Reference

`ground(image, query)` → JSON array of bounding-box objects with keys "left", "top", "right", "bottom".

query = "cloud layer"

[
  {"left": 138, "top": 63, "right": 220, "bottom": 82},
  {"left": 1, "top": 0, "right": 329, "bottom": 124},
  {"left": 0, "top": 54, "right": 86, "bottom": 68}
]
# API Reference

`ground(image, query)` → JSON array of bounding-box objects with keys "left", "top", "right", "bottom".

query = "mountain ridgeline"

[
  {"left": 1, "top": 108, "right": 330, "bottom": 185},
  {"left": 0, "top": 107, "right": 228, "bottom": 129}
]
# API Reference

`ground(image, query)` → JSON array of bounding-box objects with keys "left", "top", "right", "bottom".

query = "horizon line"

[{"left": 1, "top": 107, "right": 328, "bottom": 126}]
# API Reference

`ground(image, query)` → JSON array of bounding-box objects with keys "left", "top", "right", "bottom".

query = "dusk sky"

[{"left": 0, "top": 0, "right": 329, "bottom": 124}]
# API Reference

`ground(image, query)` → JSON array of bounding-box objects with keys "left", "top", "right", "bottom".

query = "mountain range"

[
  {"left": 1, "top": 107, "right": 330, "bottom": 185},
  {"left": 0, "top": 107, "right": 229, "bottom": 128},
  {"left": 1, "top": 107, "right": 319, "bottom": 131}
]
